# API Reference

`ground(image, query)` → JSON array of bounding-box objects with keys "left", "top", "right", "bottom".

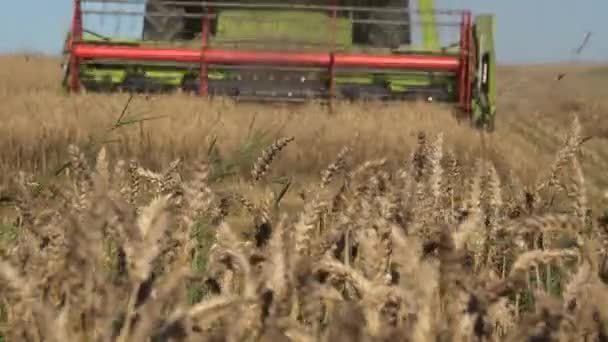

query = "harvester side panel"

[{"left": 471, "top": 14, "right": 497, "bottom": 130}]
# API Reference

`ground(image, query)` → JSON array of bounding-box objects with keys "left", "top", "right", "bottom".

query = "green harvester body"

[{"left": 64, "top": 0, "right": 497, "bottom": 129}]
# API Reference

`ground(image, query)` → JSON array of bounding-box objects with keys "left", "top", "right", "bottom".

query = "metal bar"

[
  {"left": 82, "top": 10, "right": 461, "bottom": 27},
  {"left": 333, "top": 54, "right": 459, "bottom": 70},
  {"left": 200, "top": 5, "right": 211, "bottom": 96},
  {"left": 82, "top": 29, "right": 111, "bottom": 41},
  {"left": 329, "top": 0, "right": 337, "bottom": 111},
  {"left": 352, "top": 19, "right": 460, "bottom": 27},
  {"left": 83, "top": 10, "right": 211, "bottom": 17},
  {"left": 80, "top": 59, "right": 458, "bottom": 76},
  {"left": 464, "top": 12, "right": 473, "bottom": 113},
  {"left": 461, "top": 13, "right": 470, "bottom": 113},
  {"left": 205, "top": 39, "right": 462, "bottom": 56},
  {"left": 457, "top": 12, "right": 466, "bottom": 110},
  {"left": 331, "top": 0, "right": 337, "bottom": 49},
  {"left": 74, "top": 44, "right": 461, "bottom": 71},
  {"left": 208, "top": 64, "right": 326, "bottom": 72},
  {"left": 70, "top": 0, "right": 83, "bottom": 93},
  {"left": 208, "top": 38, "right": 349, "bottom": 49},
  {"left": 81, "top": 0, "right": 465, "bottom": 15},
  {"left": 329, "top": 53, "right": 336, "bottom": 111},
  {"left": 458, "top": 10, "right": 472, "bottom": 113}
]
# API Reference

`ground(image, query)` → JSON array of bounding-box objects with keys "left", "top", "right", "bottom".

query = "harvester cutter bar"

[
  {"left": 79, "top": 70, "right": 453, "bottom": 102},
  {"left": 80, "top": 59, "right": 457, "bottom": 78},
  {"left": 197, "top": 81, "right": 450, "bottom": 102}
]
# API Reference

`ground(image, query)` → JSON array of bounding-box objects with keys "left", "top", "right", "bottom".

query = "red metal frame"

[
  {"left": 200, "top": 6, "right": 212, "bottom": 96},
  {"left": 465, "top": 12, "right": 474, "bottom": 113},
  {"left": 456, "top": 10, "right": 474, "bottom": 113},
  {"left": 69, "top": 0, "right": 83, "bottom": 93},
  {"left": 329, "top": 52, "right": 336, "bottom": 110},
  {"left": 329, "top": 0, "right": 338, "bottom": 109},
  {"left": 457, "top": 12, "right": 466, "bottom": 109},
  {"left": 68, "top": 1, "right": 475, "bottom": 113}
]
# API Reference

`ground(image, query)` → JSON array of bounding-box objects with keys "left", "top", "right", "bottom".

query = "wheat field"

[{"left": 0, "top": 54, "right": 608, "bottom": 341}]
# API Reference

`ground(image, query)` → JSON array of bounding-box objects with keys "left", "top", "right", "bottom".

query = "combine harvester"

[{"left": 62, "top": 0, "right": 497, "bottom": 129}]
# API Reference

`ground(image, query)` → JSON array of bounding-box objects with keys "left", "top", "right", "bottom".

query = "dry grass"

[{"left": 0, "top": 54, "right": 608, "bottom": 341}]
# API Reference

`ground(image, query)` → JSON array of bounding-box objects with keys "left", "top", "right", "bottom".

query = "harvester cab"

[{"left": 63, "top": 0, "right": 497, "bottom": 130}]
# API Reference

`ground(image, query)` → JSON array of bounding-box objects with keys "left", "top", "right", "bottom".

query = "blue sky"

[{"left": 1, "top": 0, "right": 606, "bottom": 64}]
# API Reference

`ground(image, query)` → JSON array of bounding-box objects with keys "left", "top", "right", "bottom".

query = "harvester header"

[{"left": 63, "top": 0, "right": 497, "bottom": 129}]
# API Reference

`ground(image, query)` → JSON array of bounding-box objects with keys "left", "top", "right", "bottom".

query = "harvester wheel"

[
  {"left": 486, "top": 117, "right": 496, "bottom": 132},
  {"left": 471, "top": 114, "right": 495, "bottom": 132}
]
